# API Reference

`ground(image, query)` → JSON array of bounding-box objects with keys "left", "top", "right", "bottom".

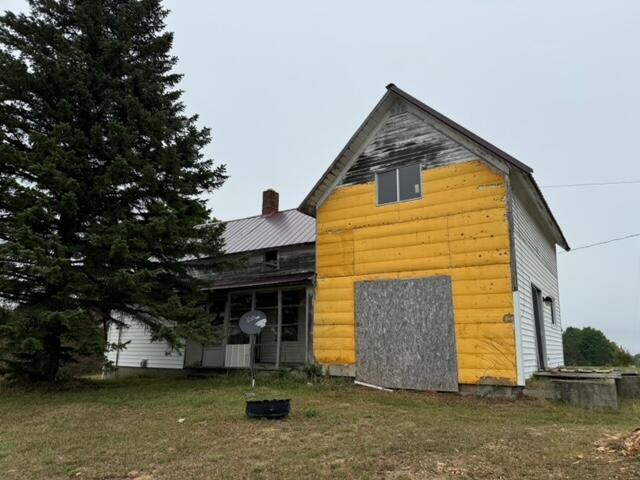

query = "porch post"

[
  {"left": 304, "top": 287, "right": 310, "bottom": 364},
  {"left": 223, "top": 293, "right": 231, "bottom": 348},
  {"left": 276, "top": 289, "right": 282, "bottom": 368}
]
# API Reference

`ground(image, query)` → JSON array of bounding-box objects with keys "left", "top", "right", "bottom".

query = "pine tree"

[{"left": 0, "top": 0, "right": 226, "bottom": 381}]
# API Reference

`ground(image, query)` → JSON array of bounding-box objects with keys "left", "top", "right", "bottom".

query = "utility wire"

[
  {"left": 561, "top": 232, "right": 640, "bottom": 253},
  {"left": 518, "top": 180, "right": 640, "bottom": 252},
  {"left": 539, "top": 180, "right": 640, "bottom": 189}
]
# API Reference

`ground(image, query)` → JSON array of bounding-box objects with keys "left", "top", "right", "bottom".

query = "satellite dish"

[{"left": 239, "top": 310, "right": 267, "bottom": 335}]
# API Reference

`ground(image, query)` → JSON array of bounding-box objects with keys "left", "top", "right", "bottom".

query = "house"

[
  {"left": 106, "top": 84, "right": 569, "bottom": 391},
  {"left": 106, "top": 192, "right": 316, "bottom": 372}
]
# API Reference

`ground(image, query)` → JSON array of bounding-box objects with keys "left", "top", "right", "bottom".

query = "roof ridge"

[{"left": 223, "top": 207, "right": 303, "bottom": 224}]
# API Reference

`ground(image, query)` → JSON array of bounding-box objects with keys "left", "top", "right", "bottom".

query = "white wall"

[
  {"left": 512, "top": 180, "right": 564, "bottom": 383},
  {"left": 106, "top": 314, "right": 185, "bottom": 370}
]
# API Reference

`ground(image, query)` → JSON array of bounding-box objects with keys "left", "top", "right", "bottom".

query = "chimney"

[{"left": 262, "top": 189, "right": 279, "bottom": 216}]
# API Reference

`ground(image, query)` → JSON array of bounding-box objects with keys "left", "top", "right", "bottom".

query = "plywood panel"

[{"left": 355, "top": 277, "right": 458, "bottom": 391}]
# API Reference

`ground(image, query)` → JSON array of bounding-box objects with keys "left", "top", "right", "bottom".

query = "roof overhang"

[{"left": 205, "top": 272, "right": 315, "bottom": 291}]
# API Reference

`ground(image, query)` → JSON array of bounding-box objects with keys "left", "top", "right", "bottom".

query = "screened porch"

[{"left": 184, "top": 285, "right": 314, "bottom": 369}]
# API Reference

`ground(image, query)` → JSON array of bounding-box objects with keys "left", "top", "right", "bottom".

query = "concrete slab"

[{"left": 552, "top": 378, "right": 619, "bottom": 410}]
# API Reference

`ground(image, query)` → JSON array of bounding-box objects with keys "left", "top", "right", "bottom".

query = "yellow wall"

[{"left": 314, "top": 160, "right": 517, "bottom": 385}]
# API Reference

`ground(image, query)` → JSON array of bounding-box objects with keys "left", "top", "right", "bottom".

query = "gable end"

[{"left": 340, "top": 103, "right": 476, "bottom": 187}]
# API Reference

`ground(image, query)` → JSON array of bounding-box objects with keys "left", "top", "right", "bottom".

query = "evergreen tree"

[{"left": 0, "top": 0, "right": 226, "bottom": 381}]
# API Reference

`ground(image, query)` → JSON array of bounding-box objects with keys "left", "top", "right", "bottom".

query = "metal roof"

[{"left": 222, "top": 208, "right": 315, "bottom": 254}]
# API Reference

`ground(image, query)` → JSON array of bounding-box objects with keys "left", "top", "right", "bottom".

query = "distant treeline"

[{"left": 562, "top": 327, "right": 635, "bottom": 367}]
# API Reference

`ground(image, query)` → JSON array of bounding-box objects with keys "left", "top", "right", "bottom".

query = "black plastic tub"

[{"left": 246, "top": 399, "right": 291, "bottom": 419}]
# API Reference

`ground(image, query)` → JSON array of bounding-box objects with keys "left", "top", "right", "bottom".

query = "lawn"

[{"left": 0, "top": 374, "right": 639, "bottom": 480}]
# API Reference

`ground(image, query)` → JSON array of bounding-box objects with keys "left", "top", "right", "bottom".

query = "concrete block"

[
  {"left": 617, "top": 374, "right": 640, "bottom": 399},
  {"left": 459, "top": 384, "right": 522, "bottom": 399},
  {"left": 522, "top": 387, "right": 558, "bottom": 401},
  {"left": 552, "top": 378, "right": 619, "bottom": 410},
  {"left": 325, "top": 364, "right": 356, "bottom": 377}
]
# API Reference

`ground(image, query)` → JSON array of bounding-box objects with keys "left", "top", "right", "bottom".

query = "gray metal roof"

[{"left": 222, "top": 209, "right": 315, "bottom": 254}]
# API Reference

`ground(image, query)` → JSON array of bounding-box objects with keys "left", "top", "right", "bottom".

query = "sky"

[{"left": 4, "top": 1, "right": 640, "bottom": 353}]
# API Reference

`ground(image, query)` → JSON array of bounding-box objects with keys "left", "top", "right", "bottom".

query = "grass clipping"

[{"left": 596, "top": 428, "right": 640, "bottom": 457}]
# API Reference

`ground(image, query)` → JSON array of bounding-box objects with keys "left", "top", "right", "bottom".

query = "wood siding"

[
  {"left": 316, "top": 160, "right": 518, "bottom": 385},
  {"left": 340, "top": 104, "right": 472, "bottom": 186},
  {"left": 512, "top": 181, "right": 564, "bottom": 382},
  {"left": 191, "top": 243, "right": 315, "bottom": 287}
]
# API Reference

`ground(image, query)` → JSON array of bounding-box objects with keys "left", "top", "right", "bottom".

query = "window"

[
  {"left": 376, "top": 163, "right": 421, "bottom": 205},
  {"left": 264, "top": 250, "right": 278, "bottom": 270}
]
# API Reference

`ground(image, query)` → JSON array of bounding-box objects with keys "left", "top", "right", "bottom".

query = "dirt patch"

[{"left": 596, "top": 428, "right": 640, "bottom": 457}]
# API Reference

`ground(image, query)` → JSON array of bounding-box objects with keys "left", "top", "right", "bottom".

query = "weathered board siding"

[
  {"left": 191, "top": 243, "right": 315, "bottom": 287},
  {"left": 106, "top": 315, "right": 185, "bottom": 370},
  {"left": 512, "top": 182, "right": 564, "bottom": 382},
  {"left": 316, "top": 160, "right": 518, "bottom": 385},
  {"left": 355, "top": 277, "right": 458, "bottom": 391},
  {"left": 340, "top": 105, "right": 472, "bottom": 186}
]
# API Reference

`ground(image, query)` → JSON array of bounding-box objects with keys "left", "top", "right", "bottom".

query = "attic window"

[
  {"left": 376, "top": 163, "right": 422, "bottom": 205},
  {"left": 264, "top": 250, "right": 278, "bottom": 270}
]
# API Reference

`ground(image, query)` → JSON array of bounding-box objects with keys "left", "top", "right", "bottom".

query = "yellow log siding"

[{"left": 315, "top": 160, "right": 517, "bottom": 385}]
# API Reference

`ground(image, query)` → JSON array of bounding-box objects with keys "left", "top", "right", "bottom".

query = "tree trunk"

[{"left": 34, "top": 332, "right": 62, "bottom": 382}]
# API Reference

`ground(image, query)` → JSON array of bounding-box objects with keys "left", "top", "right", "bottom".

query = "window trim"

[{"left": 375, "top": 163, "right": 423, "bottom": 206}]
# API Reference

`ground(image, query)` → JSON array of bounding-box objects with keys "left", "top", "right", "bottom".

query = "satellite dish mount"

[{"left": 239, "top": 310, "right": 267, "bottom": 388}]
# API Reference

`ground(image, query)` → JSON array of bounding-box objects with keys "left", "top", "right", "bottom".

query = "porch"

[{"left": 184, "top": 283, "right": 314, "bottom": 369}]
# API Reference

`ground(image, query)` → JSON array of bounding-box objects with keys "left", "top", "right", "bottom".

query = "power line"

[
  {"left": 539, "top": 180, "right": 640, "bottom": 189},
  {"left": 561, "top": 232, "right": 640, "bottom": 253}
]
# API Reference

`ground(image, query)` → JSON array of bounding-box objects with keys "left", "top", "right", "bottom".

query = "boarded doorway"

[{"left": 355, "top": 277, "right": 458, "bottom": 391}]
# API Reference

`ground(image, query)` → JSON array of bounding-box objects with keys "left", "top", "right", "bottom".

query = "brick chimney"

[{"left": 262, "top": 189, "right": 279, "bottom": 216}]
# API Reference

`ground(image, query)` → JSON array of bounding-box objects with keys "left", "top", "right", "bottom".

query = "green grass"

[{"left": 0, "top": 374, "right": 639, "bottom": 479}]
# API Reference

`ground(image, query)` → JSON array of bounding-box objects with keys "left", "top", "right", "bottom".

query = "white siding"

[
  {"left": 106, "top": 314, "right": 185, "bottom": 370},
  {"left": 512, "top": 185, "right": 564, "bottom": 383},
  {"left": 224, "top": 344, "right": 251, "bottom": 368}
]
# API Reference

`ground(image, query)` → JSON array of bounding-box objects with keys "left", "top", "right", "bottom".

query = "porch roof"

[{"left": 205, "top": 272, "right": 314, "bottom": 291}]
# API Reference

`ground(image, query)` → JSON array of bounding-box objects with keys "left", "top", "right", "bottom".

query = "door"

[
  {"left": 355, "top": 277, "right": 458, "bottom": 391},
  {"left": 531, "top": 285, "right": 546, "bottom": 370}
]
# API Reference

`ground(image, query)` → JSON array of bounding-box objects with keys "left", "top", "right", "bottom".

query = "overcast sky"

[{"left": 5, "top": 1, "right": 640, "bottom": 353}]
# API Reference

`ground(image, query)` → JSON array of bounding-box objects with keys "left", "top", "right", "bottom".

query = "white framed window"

[{"left": 376, "top": 163, "right": 422, "bottom": 205}]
